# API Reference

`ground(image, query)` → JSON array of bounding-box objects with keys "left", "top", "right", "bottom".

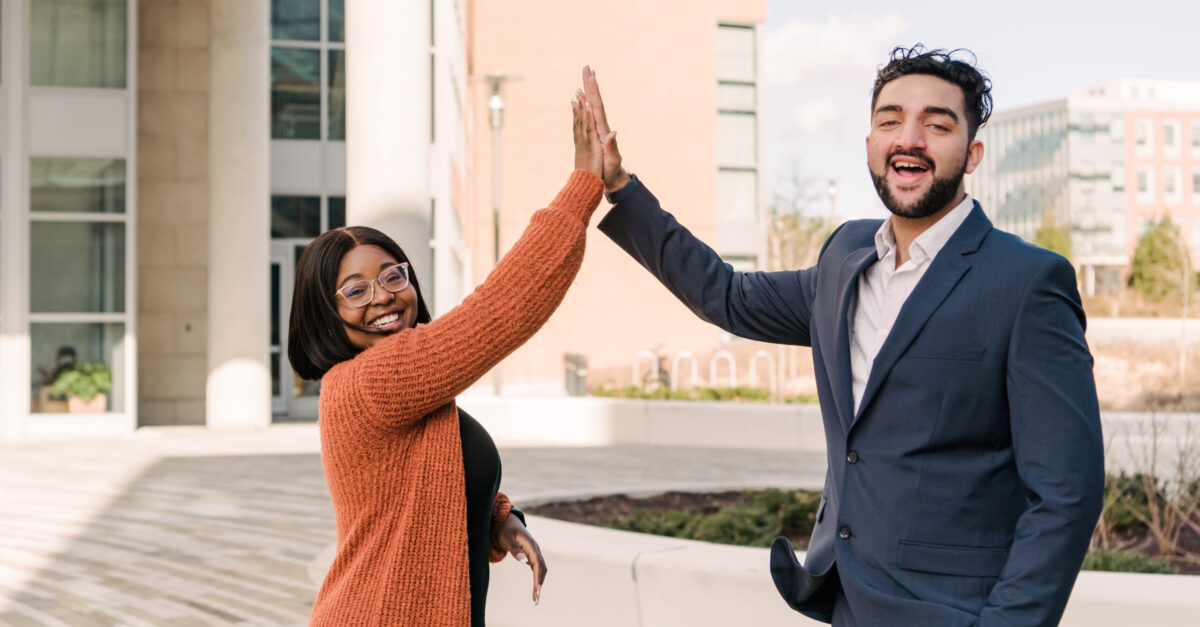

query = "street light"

[{"left": 472, "top": 73, "right": 521, "bottom": 395}]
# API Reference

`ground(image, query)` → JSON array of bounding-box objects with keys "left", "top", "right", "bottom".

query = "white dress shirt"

[{"left": 851, "top": 195, "right": 975, "bottom": 413}]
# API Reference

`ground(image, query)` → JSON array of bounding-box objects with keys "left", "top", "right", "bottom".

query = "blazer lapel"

[
  {"left": 852, "top": 204, "right": 992, "bottom": 426},
  {"left": 834, "top": 245, "right": 879, "bottom": 433}
]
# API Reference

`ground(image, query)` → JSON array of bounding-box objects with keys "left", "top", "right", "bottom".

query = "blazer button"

[
  {"left": 846, "top": 450, "right": 859, "bottom": 464},
  {"left": 838, "top": 526, "right": 851, "bottom": 539}
]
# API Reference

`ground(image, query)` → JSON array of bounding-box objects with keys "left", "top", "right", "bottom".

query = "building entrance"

[{"left": 270, "top": 240, "right": 319, "bottom": 422}]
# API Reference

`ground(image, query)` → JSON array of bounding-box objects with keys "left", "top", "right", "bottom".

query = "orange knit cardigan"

[{"left": 309, "top": 171, "right": 603, "bottom": 626}]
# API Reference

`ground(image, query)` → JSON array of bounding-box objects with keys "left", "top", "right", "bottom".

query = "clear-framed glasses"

[{"left": 335, "top": 262, "right": 411, "bottom": 308}]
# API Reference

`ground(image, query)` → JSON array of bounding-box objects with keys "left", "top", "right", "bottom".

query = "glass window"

[
  {"left": 716, "top": 169, "right": 757, "bottom": 223},
  {"left": 30, "top": 221, "right": 126, "bottom": 313},
  {"left": 328, "top": 50, "right": 346, "bottom": 141},
  {"left": 271, "top": 47, "right": 321, "bottom": 139},
  {"left": 1135, "top": 119, "right": 1153, "bottom": 155},
  {"left": 715, "top": 25, "right": 755, "bottom": 82},
  {"left": 329, "top": 0, "right": 344, "bottom": 42},
  {"left": 1164, "top": 120, "right": 1180, "bottom": 152},
  {"left": 328, "top": 196, "right": 346, "bottom": 229},
  {"left": 717, "top": 83, "right": 755, "bottom": 111},
  {"left": 271, "top": 0, "right": 320, "bottom": 41},
  {"left": 717, "top": 112, "right": 756, "bottom": 168},
  {"left": 31, "top": 0, "right": 126, "bottom": 88},
  {"left": 271, "top": 195, "right": 321, "bottom": 238},
  {"left": 1165, "top": 167, "right": 1179, "bottom": 196},
  {"left": 30, "top": 158, "right": 125, "bottom": 214},
  {"left": 1192, "top": 121, "right": 1200, "bottom": 155},
  {"left": 1193, "top": 169, "right": 1200, "bottom": 195},
  {"left": 31, "top": 322, "right": 125, "bottom": 413}
]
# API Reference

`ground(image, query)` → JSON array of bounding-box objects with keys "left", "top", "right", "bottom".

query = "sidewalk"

[{"left": 0, "top": 425, "right": 825, "bottom": 626}]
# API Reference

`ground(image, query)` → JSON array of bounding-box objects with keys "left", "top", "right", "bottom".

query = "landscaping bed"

[{"left": 528, "top": 488, "right": 1200, "bottom": 575}]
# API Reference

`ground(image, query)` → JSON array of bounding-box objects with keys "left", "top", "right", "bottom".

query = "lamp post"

[{"left": 473, "top": 73, "right": 520, "bottom": 394}]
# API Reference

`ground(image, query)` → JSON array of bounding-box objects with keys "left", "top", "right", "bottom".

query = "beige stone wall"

[
  {"left": 468, "top": 0, "right": 769, "bottom": 392},
  {"left": 136, "top": 0, "right": 211, "bottom": 425}
]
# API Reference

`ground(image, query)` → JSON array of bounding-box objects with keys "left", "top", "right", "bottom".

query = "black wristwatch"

[{"left": 604, "top": 172, "right": 639, "bottom": 204}]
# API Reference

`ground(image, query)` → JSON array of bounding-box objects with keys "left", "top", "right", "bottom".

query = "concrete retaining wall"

[{"left": 486, "top": 516, "right": 1200, "bottom": 627}]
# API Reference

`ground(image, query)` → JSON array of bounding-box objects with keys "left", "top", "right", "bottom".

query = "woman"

[{"left": 288, "top": 94, "right": 605, "bottom": 625}]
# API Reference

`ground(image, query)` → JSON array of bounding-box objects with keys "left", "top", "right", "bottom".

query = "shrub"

[{"left": 1082, "top": 549, "right": 1177, "bottom": 574}]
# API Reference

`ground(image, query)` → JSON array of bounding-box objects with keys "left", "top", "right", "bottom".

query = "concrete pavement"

[{"left": 0, "top": 424, "right": 825, "bottom": 626}]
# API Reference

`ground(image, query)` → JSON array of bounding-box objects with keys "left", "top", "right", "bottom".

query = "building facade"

[
  {"left": 0, "top": 0, "right": 766, "bottom": 439},
  {"left": 968, "top": 80, "right": 1200, "bottom": 296}
]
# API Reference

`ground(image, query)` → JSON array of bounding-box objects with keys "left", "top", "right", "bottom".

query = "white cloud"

[
  {"left": 765, "top": 14, "right": 912, "bottom": 89},
  {"left": 790, "top": 99, "right": 843, "bottom": 135}
]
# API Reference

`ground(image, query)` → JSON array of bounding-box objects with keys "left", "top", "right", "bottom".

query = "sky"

[{"left": 762, "top": 0, "right": 1200, "bottom": 220}]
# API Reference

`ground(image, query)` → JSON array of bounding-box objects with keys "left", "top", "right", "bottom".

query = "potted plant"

[{"left": 51, "top": 362, "right": 112, "bottom": 414}]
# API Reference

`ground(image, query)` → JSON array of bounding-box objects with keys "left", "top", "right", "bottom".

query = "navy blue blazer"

[{"left": 599, "top": 180, "right": 1104, "bottom": 626}]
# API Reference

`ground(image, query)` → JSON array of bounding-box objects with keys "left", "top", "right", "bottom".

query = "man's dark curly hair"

[{"left": 871, "top": 45, "right": 993, "bottom": 142}]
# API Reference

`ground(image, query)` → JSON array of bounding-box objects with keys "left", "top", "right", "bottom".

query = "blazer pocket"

[
  {"left": 904, "top": 345, "right": 986, "bottom": 362},
  {"left": 898, "top": 540, "right": 1008, "bottom": 578}
]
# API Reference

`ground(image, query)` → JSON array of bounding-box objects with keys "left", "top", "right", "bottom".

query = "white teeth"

[{"left": 370, "top": 313, "right": 400, "bottom": 327}]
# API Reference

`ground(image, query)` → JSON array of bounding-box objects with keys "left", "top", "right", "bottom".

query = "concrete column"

[
  {"left": 344, "top": 0, "right": 432, "bottom": 289},
  {"left": 206, "top": 0, "right": 270, "bottom": 429},
  {"left": 0, "top": 0, "right": 31, "bottom": 439}
]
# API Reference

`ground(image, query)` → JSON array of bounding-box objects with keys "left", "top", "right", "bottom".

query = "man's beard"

[{"left": 871, "top": 150, "right": 966, "bottom": 219}]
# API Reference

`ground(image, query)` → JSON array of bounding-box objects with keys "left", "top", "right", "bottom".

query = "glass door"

[{"left": 270, "top": 240, "right": 319, "bottom": 421}]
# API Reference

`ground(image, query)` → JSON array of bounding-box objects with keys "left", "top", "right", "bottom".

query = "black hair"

[
  {"left": 871, "top": 45, "right": 993, "bottom": 142},
  {"left": 287, "top": 226, "right": 432, "bottom": 380}
]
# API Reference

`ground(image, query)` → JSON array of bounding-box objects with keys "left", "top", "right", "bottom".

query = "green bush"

[
  {"left": 609, "top": 508, "right": 699, "bottom": 537},
  {"left": 608, "top": 489, "right": 821, "bottom": 547},
  {"left": 1082, "top": 549, "right": 1177, "bottom": 574},
  {"left": 1102, "top": 473, "right": 1163, "bottom": 534},
  {"left": 51, "top": 363, "right": 112, "bottom": 401}
]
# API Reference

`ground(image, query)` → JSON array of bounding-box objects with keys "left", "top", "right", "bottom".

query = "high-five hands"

[
  {"left": 572, "top": 87, "right": 603, "bottom": 179},
  {"left": 580, "top": 66, "right": 631, "bottom": 193}
]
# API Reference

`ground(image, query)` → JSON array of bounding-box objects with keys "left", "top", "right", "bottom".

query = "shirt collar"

[{"left": 874, "top": 194, "right": 975, "bottom": 265}]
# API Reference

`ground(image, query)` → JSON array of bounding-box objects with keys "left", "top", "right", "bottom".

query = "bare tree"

[{"left": 768, "top": 165, "right": 831, "bottom": 272}]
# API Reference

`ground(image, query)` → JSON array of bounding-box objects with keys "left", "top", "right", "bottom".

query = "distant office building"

[
  {"left": 0, "top": 0, "right": 766, "bottom": 439},
  {"left": 968, "top": 80, "right": 1200, "bottom": 296}
]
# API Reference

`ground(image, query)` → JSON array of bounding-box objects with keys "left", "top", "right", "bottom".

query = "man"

[{"left": 581, "top": 47, "right": 1104, "bottom": 626}]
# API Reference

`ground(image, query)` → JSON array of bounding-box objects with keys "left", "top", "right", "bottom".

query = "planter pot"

[{"left": 67, "top": 394, "right": 107, "bottom": 414}]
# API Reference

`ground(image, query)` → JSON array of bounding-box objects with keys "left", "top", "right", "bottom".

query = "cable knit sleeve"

[
  {"left": 488, "top": 491, "right": 516, "bottom": 563},
  {"left": 329, "top": 170, "right": 603, "bottom": 429}
]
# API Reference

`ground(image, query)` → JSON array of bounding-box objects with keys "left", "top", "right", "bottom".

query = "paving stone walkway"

[{"left": 0, "top": 424, "right": 825, "bottom": 626}]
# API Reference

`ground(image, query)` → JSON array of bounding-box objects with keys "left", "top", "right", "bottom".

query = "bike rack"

[
  {"left": 748, "top": 349, "right": 777, "bottom": 397},
  {"left": 709, "top": 350, "right": 737, "bottom": 389},
  {"left": 671, "top": 351, "right": 701, "bottom": 391},
  {"left": 632, "top": 349, "right": 660, "bottom": 391}
]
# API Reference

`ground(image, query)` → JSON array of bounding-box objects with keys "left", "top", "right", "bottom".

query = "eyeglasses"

[{"left": 335, "top": 263, "right": 411, "bottom": 308}]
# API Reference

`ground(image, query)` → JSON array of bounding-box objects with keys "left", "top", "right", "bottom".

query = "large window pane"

[
  {"left": 272, "top": 47, "right": 321, "bottom": 139},
  {"left": 31, "top": 0, "right": 126, "bottom": 88},
  {"left": 328, "top": 196, "right": 346, "bottom": 229},
  {"left": 716, "top": 169, "right": 758, "bottom": 223},
  {"left": 328, "top": 50, "right": 346, "bottom": 140},
  {"left": 31, "top": 158, "right": 125, "bottom": 214},
  {"left": 31, "top": 221, "right": 125, "bottom": 313},
  {"left": 717, "top": 83, "right": 755, "bottom": 111},
  {"left": 715, "top": 25, "right": 755, "bottom": 82},
  {"left": 32, "top": 322, "right": 125, "bottom": 413},
  {"left": 717, "top": 112, "right": 757, "bottom": 168},
  {"left": 329, "top": 0, "right": 344, "bottom": 42},
  {"left": 271, "top": 195, "right": 321, "bottom": 238},
  {"left": 271, "top": 0, "right": 319, "bottom": 41}
]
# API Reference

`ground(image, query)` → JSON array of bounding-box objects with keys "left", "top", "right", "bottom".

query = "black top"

[{"left": 458, "top": 408, "right": 501, "bottom": 627}]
